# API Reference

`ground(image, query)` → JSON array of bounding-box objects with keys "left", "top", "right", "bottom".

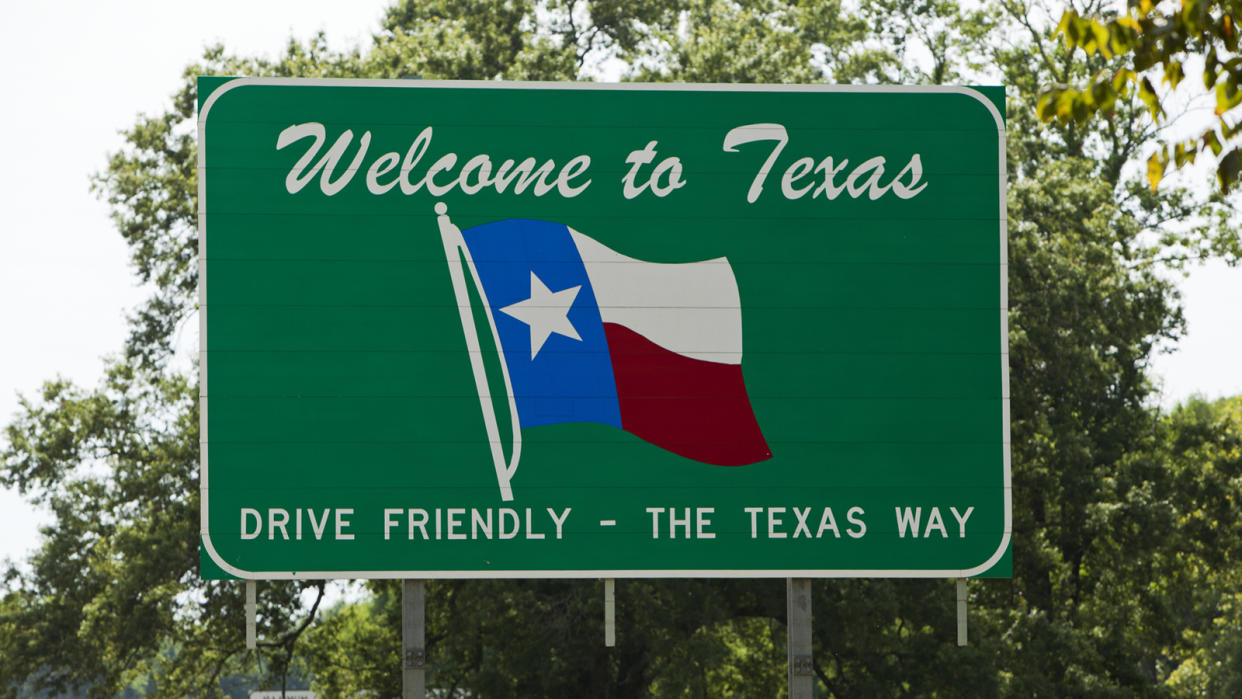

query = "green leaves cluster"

[
  {"left": 0, "top": 365, "right": 198, "bottom": 696},
  {"left": 1039, "top": 0, "right": 1242, "bottom": 191},
  {"left": 3, "top": 0, "right": 1242, "bottom": 696}
]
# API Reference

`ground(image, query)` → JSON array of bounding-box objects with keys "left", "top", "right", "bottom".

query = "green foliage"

[
  {"left": 848, "top": 0, "right": 1001, "bottom": 85},
  {"left": 628, "top": 0, "right": 835, "bottom": 83},
  {"left": 300, "top": 585, "right": 399, "bottom": 697},
  {"left": 0, "top": 363, "right": 325, "bottom": 696},
  {"left": 1040, "top": 0, "right": 1242, "bottom": 191},
  {"left": 300, "top": 579, "right": 790, "bottom": 698},
  {"left": 4, "top": 0, "right": 1242, "bottom": 696},
  {"left": 0, "top": 367, "right": 198, "bottom": 697},
  {"left": 1004, "top": 154, "right": 1180, "bottom": 691}
]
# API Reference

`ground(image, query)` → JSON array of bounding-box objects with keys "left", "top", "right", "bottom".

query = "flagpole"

[{"left": 436, "top": 203, "right": 522, "bottom": 501}]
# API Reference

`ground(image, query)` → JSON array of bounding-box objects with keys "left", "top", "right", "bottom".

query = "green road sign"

[{"left": 198, "top": 78, "right": 1010, "bottom": 579}]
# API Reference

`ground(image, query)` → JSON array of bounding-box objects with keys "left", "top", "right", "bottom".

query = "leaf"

[
  {"left": 1215, "top": 79, "right": 1242, "bottom": 115},
  {"left": 1039, "top": 85, "right": 1083, "bottom": 122},
  {"left": 1091, "top": 21, "right": 1113, "bottom": 57},
  {"left": 1139, "top": 76, "right": 1165, "bottom": 120},
  {"left": 1073, "top": 94, "right": 1089, "bottom": 121},
  {"left": 1108, "top": 21, "right": 1137, "bottom": 54},
  {"left": 1147, "top": 149, "right": 1166, "bottom": 190},
  {"left": 1091, "top": 72, "right": 1118, "bottom": 112},
  {"left": 1036, "top": 90, "right": 1059, "bottom": 121},
  {"left": 1203, "top": 128, "right": 1224, "bottom": 156},
  {"left": 1222, "top": 114, "right": 1242, "bottom": 139},
  {"left": 1112, "top": 68, "right": 1137, "bottom": 93},
  {"left": 1218, "top": 147, "right": 1241, "bottom": 192},
  {"left": 1224, "top": 13, "right": 1239, "bottom": 52},
  {"left": 1054, "top": 10, "right": 1078, "bottom": 44},
  {"left": 1165, "top": 60, "right": 1184, "bottom": 89},
  {"left": 1173, "top": 140, "right": 1197, "bottom": 167},
  {"left": 1182, "top": 0, "right": 1207, "bottom": 28}
]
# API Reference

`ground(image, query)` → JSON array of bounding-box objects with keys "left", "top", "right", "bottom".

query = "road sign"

[{"left": 198, "top": 78, "right": 1010, "bottom": 579}]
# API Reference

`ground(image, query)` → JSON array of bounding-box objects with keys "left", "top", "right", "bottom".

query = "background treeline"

[{"left": 3, "top": 0, "right": 1242, "bottom": 696}]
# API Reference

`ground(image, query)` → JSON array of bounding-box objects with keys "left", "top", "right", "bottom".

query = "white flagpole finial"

[{"left": 435, "top": 202, "right": 461, "bottom": 239}]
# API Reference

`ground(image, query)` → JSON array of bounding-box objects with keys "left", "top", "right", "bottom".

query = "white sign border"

[{"left": 197, "top": 78, "right": 1011, "bottom": 580}]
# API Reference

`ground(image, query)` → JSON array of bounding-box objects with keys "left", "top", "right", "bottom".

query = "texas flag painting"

[{"left": 436, "top": 203, "right": 770, "bottom": 501}]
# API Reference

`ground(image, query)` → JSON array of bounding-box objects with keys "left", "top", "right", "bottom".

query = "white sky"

[
  {"left": 0, "top": 0, "right": 392, "bottom": 569},
  {"left": 0, "top": 1, "right": 1239, "bottom": 568}
]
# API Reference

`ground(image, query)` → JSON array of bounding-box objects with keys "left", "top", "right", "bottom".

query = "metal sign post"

[
  {"left": 403, "top": 580, "right": 425, "bottom": 699},
  {"left": 956, "top": 578, "right": 968, "bottom": 646},
  {"left": 245, "top": 580, "right": 256, "bottom": 650},
  {"left": 604, "top": 578, "right": 616, "bottom": 647},
  {"left": 787, "top": 578, "right": 813, "bottom": 698}
]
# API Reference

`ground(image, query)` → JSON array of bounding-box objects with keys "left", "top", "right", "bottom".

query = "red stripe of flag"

[{"left": 603, "top": 323, "right": 771, "bottom": 466}]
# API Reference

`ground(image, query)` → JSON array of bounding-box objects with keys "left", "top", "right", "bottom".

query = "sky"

[
  {"left": 0, "top": 0, "right": 393, "bottom": 569},
  {"left": 0, "top": 1, "right": 1239, "bottom": 569}
]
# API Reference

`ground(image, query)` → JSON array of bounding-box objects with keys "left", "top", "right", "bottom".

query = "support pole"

[
  {"left": 604, "top": 579, "right": 616, "bottom": 647},
  {"left": 245, "top": 580, "right": 256, "bottom": 650},
  {"left": 956, "top": 578, "right": 968, "bottom": 647},
  {"left": 786, "top": 578, "right": 813, "bottom": 699},
  {"left": 403, "top": 580, "right": 426, "bottom": 699}
]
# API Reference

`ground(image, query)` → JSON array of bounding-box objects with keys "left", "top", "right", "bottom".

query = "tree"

[
  {"left": 1039, "top": 0, "right": 1242, "bottom": 191},
  {"left": 1151, "top": 396, "right": 1242, "bottom": 695}
]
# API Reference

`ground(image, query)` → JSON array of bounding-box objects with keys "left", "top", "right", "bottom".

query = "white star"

[{"left": 499, "top": 271, "right": 583, "bottom": 359}]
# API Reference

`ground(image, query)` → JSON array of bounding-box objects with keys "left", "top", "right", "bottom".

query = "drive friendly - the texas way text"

[{"left": 236, "top": 505, "right": 977, "bottom": 542}]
